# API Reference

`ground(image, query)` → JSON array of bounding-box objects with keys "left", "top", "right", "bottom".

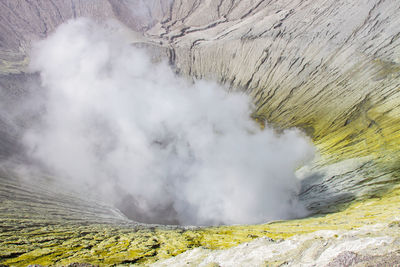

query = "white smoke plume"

[{"left": 24, "top": 18, "right": 314, "bottom": 226}]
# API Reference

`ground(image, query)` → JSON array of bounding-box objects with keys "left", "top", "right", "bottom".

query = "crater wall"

[{"left": 1, "top": 0, "right": 400, "bottom": 265}]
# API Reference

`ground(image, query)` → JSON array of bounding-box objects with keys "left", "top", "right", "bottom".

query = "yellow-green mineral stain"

[{"left": 2, "top": 184, "right": 400, "bottom": 266}]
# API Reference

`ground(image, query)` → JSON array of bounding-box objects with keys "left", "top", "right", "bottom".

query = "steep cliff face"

[
  {"left": 1, "top": 0, "right": 400, "bottom": 266},
  {"left": 151, "top": 0, "right": 400, "bottom": 162},
  {"left": 143, "top": 0, "right": 400, "bottom": 213},
  {"left": 0, "top": 0, "right": 170, "bottom": 74}
]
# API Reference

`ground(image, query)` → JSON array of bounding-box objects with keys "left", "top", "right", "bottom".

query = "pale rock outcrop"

[{"left": 153, "top": 223, "right": 400, "bottom": 266}]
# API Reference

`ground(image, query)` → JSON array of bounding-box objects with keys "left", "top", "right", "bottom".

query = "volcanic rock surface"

[{"left": 1, "top": 0, "right": 400, "bottom": 266}]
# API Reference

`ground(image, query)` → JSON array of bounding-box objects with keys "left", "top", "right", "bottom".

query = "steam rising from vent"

[{"left": 24, "top": 19, "right": 314, "bottom": 226}]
